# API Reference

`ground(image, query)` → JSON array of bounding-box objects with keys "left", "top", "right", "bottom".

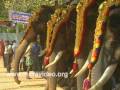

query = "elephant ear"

[
  {"left": 107, "top": 6, "right": 120, "bottom": 33},
  {"left": 105, "top": 6, "right": 120, "bottom": 49}
]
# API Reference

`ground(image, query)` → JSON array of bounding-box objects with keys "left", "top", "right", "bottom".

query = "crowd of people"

[
  {"left": 0, "top": 39, "right": 43, "bottom": 79},
  {"left": 0, "top": 40, "right": 16, "bottom": 72}
]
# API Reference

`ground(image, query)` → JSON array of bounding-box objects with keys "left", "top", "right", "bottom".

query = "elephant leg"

[
  {"left": 71, "top": 87, "right": 77, "bottom": 90},
  {"left": 63, "top": 87, "right": 70, "bottom": 90},
  {"left": 45, "top": 80, "right": 49, "bottom": 90},
  {"left": 48, "top": 52, "right": 57, "bottom": 90},
  {"left": 77, "top": 57, "right": 86, "bottom": 90},
  {"left": 63, "top": 87, "right": 76, "bottom": 90}
]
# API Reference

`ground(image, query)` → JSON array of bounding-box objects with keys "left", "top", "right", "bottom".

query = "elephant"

[
  {"left": 90, "top": 4, "right": 120, "bottom": 90},
  {"left": 12, "top": 5, "right": 55, "bottom": 84},
  {"left": 74, "top": 1, "right": 120, "bottom": 90}
]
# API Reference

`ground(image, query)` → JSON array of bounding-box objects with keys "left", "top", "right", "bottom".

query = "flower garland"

[
  {"left": 48, "top": 5, "right": 73, "bottom": 54},
  {"left": 73, "top": 0, "right": 95, "bottom": 73},
  {"left": 44, "top": 8, "right": 63, "bottom": 65},
  {"left": 84, "top": 1, "right": 120, "bottom": 90},
  {"left": 87, "top": 1, "right": 110, "bottom": 71},
  {"left": 44, "top": 5, "right": 75, "bottom": 66}
]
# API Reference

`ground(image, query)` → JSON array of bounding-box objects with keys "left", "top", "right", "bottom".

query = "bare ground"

[{"left": 0, "top": 56, "right": 63, "bottom": 90}]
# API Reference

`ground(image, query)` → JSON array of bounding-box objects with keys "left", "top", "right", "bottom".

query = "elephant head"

[
  {"left": 74, "top": 0, "right": 120, "bottom": 90},
  {"left": 89, "top": 3, "right": 120, "bottom": 90},
  {"left": 45, "top": 5, "right": 77, "bottom": 90},
  {"left": 12, "top": 5, "right": 55, "bottom": 84}
]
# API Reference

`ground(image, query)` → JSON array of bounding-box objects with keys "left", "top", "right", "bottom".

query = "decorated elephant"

[
  {"left": 74, "top": 0, "right": 120, "bottom": 90},
  {"left": 12, "top": 5, "right": 55, "bottom": 84}
]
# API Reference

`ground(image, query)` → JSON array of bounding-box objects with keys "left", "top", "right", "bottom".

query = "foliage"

[
  {"left": 0, "top": 0, "right": 8, "bottom": 19},
  {"left": 0, "top": 0, "right": 66, "bottom": 33}
]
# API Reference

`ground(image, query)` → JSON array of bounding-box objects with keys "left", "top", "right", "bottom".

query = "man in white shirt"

[{"left": 4, "top": 40, "right": 13, "bottom": 73}]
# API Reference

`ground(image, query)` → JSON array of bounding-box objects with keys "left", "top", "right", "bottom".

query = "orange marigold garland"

[
  {"left": 49, "top": 5, "right": 74, "bottom": 55},
  {"left": 44, "top": 8, "right": 63, "bottom": 66},
  {"left": 87, "top": 1, "right": 110, "bottom": 71},
  {"left": 44, "top": 5, "right": 75, "bottom": 66},
  {"left": 86, "top": 1, "right": 120, "bottom": 89},
  {"left": 87, "top": 0, "right": 120, "bottom": 71},
  {"left": 83, "top": 1, "right": 120, "bottom": 90},
  {"left": 73, "top": 0, "right": 95, "bottom": 74}
]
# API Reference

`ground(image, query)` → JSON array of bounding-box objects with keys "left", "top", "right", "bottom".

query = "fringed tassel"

[
  {"left": 44, "top": 56, "right": 49, "bottom": 65},
  {"left": 72, "top": 59, "right": 78, "bottom": 73},
  {"left": 83, "top": 70, "right": 91, "bottom": 90}
]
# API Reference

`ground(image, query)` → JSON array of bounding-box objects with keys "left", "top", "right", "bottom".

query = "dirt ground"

[{"left": 0, "top": 57, "right": 63, "bottom": 90}]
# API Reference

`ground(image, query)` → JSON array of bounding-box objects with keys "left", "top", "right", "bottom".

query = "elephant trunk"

[
  {"left": 74, "top": 60, "right": 88, "bottom": 77},
  {"left": 11, "top": 28, "right": 36, "bottom": 84},
  {"left": 74, "top": 51, "right": 92, "bottom": 77},
  {"left": 45, "top": 50, "right": 64, "bottom": 69},
  {"left": 91, "top": 46, "right": 104, "bottom": 90},
  {"left": 89, "top": 64, "right": 117, "bottom": 90},
  {"left": 47, "top": 51, "right": 57, "bottom": 90},
  {"left": 12, "top": 39, "right": 29, "bottom": 72},
  {"left": 12, "top": 39, "right": 29, "bottom": 84}
]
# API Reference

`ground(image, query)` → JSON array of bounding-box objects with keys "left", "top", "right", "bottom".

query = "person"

[
  {"left": 25, "top": 53, "right": 33, "bottom": 79},
  {"left": 4, "top": 40, "right": 13, "bottom": 72},
  {"left": 24, "top": 43, "right": 33, "bottom": 79},
  {"left": 0, "top": 40, "right": 5, "bottom": 57},
  {"left": 31, "top": 40, "right": 41, "bottom": 74},
  {"left": 12, "top": 40, "right": 17, "bottom": 57},
  {"left": 0, "top": 40, "right": 5, "bottom": 69},
  {"left": 19, "top": 56, "right": 26, "bottom": 72}
]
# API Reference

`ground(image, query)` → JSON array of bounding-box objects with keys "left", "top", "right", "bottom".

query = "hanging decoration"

[
  {"left": 84, "top": 0, "right": 120, "bottom": 90},
  {"left": 73, "top": 0, "right": 95, "bottom": 73},
  {"left": 44, "top": 4, "right": 76, "bottom": 66},
  {"left": 44, "top": 8, "right": 62, "bottom": 65}
]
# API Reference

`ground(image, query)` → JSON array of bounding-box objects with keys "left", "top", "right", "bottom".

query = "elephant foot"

[
  {"left": 44, "top": 85, "right": 48, "bottom": 90},
  {"left": 44, "top": 87, "right": 48, "bottom": 90},
  {"left": 63, "top": 87, "right": 70, "bottom": 90},
  {"left": 14, "top": 75, "right": 21, "bottom": 84},
  {"left": 71, "top": 87, "right": 77, "bottom": 90}
]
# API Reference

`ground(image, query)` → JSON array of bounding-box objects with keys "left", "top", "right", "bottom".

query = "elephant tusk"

[
  {"left": 89, "top": 63, "right": 118, "bottom": 90},
  {"left": 74, "top": 60, "right": 89, "bottom": 77},
  {"left": 45, "top": 51, "right": 64, "bottom": 69},
  {"left": 74, "top": 51, "right": 92, "bottom": 77},
  {"left": 39, "top": 49, "right": 46, "bottom": 57},
  {"left": 69, "top": 69, "right": 73, "bottom": 74}
]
